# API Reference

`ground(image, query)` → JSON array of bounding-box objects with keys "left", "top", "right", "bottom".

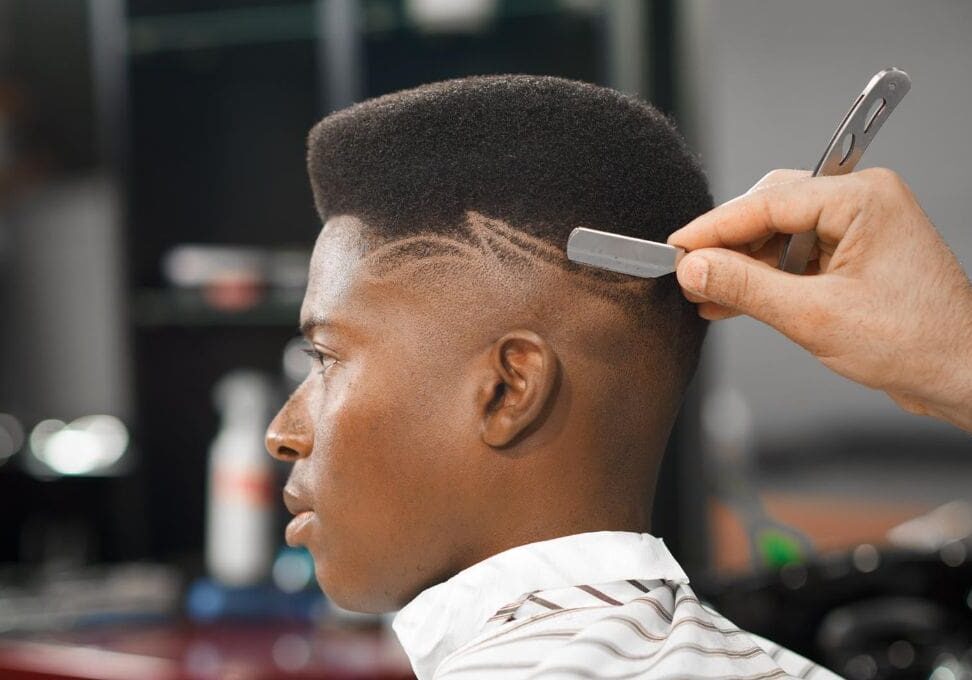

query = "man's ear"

[{"left": 477, "top": 329, "right": 559, "bottom": 448}]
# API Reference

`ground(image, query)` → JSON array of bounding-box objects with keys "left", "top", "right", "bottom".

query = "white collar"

[{"left": 391, "top": 531, "right": 689, "bottom": 679}]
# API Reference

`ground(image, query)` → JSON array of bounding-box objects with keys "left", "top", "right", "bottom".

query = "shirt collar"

[{"left": 391, "top": 531, "right": 689, "bottom": 679}]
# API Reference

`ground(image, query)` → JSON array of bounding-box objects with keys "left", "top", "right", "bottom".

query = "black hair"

[{"left": 307, "top": 75, "right": 711, "bottom": 390}]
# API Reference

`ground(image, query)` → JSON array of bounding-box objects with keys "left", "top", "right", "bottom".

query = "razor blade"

[
  {"left": 567, "top": 68, "right": 910, "bottom": 279},
  {"left": 566, "top": 227, "right": 683, "bottom": 278}
]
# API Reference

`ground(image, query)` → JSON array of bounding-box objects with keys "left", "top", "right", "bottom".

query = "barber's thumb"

[{"left": 676, "top": 248, "right": 808, "bottom": 323}]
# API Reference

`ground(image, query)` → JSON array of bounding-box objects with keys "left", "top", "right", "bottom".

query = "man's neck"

[{"left": 464, "top": 491, "right": 654, "bottom": 577}]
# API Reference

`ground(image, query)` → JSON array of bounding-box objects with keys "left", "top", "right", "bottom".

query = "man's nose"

[{"left": 265, "top": 389, "right": 313, "bottom": 462}]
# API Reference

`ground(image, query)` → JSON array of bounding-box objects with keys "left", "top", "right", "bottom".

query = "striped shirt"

[{"left": 392, "top": 532, "right": 842, "bottom": 679}]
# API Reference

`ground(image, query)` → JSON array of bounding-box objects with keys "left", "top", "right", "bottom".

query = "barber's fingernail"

[{"left": 679, "top": 255, "right": 709, "bottom": 295}]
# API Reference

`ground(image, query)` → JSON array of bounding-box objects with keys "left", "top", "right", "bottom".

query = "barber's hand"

[{"left": 668, "top": 168, "right": 972, "bottom": 432}]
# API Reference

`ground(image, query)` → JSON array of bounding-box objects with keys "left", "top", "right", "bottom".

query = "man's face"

[
  {"left": 265, "top": 216, "right": 489, "bottom": 613},
  {"left": 264, "top": 212, "right": 664, "bottom": 613}
]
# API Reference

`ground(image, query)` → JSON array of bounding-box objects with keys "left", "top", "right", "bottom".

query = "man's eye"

[{"left": 301, "top": 348, "right": 335, "bottom": 374}]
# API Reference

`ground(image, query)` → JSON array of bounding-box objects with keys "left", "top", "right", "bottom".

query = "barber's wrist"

[
  {"left": 939, "top": 341, "right": 972, "bottom": 432},
  {"left": 921, "top": 311, "right": 972, "bottom": 432},
  {"left": 888, "top": 297, "right": 972, "bottom": 432}
]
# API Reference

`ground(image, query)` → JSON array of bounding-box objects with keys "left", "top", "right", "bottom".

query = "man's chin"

[{"left": 314, "top": 564, "right": 402, "bottom": 615}]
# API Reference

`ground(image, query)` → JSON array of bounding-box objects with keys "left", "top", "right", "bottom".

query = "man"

[{"left": 266, "top": 75, "right": 840, "bottom": 678}]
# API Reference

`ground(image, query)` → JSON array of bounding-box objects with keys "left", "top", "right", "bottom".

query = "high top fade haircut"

[{"left": 307, "top": 74, "right": 712, "bottom": 393}]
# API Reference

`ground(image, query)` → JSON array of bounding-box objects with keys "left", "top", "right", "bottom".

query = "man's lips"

[
  {"left": 285, "top": 511, "right": 314, "bottom": 547},
  {"left": 282, "top": 486, "right": 315, "bottom": 547},
  {"left": 283, "top": 487, "right": 312, "bottom": 516}
]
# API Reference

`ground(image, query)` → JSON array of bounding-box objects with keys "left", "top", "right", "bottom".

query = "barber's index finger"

[{"left": 667, "top": 175, "right": 858, "bottom": 252}]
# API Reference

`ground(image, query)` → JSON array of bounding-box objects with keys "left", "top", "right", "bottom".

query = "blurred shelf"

[
  {"left": 128, "top": 2, "right": 316, "bottom": 56},
  {"left": 127, "top": 0, "right": 593, "bottom": 56},
  {"left": 132, "top": 288, "right": 301, "bottom": 328}
]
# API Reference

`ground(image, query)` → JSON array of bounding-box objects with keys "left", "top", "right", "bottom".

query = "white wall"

[{"left": 680, "top": 0, "right": 972, "bottom": 452}]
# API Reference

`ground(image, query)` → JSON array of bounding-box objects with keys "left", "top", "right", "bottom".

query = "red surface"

[{"left": 0, "top": 622, "right": 415, "bottom": 680}]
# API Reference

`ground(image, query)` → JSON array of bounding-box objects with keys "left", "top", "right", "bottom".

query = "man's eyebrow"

[{"left": 300, "top": 316, "right": 331, "bottom": 337}]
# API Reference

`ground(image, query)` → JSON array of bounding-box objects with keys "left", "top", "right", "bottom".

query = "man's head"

[{"left": 265, "top": 75, "right": 711, "bottom": 613}]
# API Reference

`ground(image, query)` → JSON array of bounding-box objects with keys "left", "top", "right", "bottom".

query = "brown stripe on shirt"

[
  {"left": 449, "top": 651, "right": 784, "bottom": 680},
  {"left": 561, "top": 636, "right": 765, "bottom": 664},
  {"left": 461, "top": 604, "right": 623, "bottom": 653},
  {"left": 603, "top": 612, "right": 753, "bottom": 643},
  {"left": 527, "top": 593, "right": 564, "bottom": 610},
  {"left": 626, "top": 594, "right": 675, "bottom": 624},
  {"left": 449, "top": 628, "right": 583, "bottom": 657},
  {"left": 576, "top": 584, "right": 625, "bottom": 606},
  {"left": 508, "top": 638, "right": 787, "bottom": 680},
  {"left": 456, "top": 613, "right": 754, "bottom": 659}
]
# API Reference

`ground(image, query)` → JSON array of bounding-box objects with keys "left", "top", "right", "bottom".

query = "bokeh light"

[
  {"left": 0, "top": 413, "right": 25, "bottom": 465},
  {"left": 29, "top": 415, "right": 129, "bottom": 475}
]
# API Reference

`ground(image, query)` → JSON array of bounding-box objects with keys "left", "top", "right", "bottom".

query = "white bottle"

[{"left": 205, "top": 370, "right": 276, "bottom": 586}]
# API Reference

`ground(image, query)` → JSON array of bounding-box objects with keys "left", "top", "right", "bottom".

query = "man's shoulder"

[{"left": 433, "top": 580, "right": 843, "bottom": 680}]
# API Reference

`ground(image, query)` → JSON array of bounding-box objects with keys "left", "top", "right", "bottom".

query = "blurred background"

[{"left": 0, "top": 1, "right": 970, "bottom": 678}]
